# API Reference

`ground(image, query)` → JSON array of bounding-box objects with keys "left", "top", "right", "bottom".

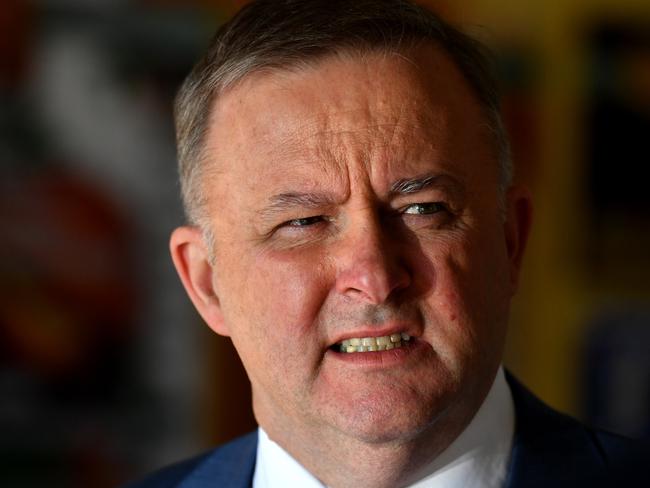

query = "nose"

[{"left": 334, "top": 213, "right": 411, "bottom": 304}]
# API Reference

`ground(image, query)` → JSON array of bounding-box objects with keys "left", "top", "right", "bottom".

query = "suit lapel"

[
  {"left": 179, "top": 431, "right": 258, "bottom": 488},
  {"left": 504, "top": 373, "right": 607, "bottom": 488}
]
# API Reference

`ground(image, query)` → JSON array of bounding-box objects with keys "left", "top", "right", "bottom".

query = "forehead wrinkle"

[
  {"left": 253, "top": 68, "right": 440, "bottom": 174},
  {"left": 298, "top": 120, "right": 453, "bottom": 200},
  {"left": 267, "top": 135, "right": 350, "bottom": 195}
]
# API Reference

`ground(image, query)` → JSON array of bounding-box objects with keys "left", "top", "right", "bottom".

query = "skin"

[{"left": 171, "top": 44, "right": 532, "bottom": 488}]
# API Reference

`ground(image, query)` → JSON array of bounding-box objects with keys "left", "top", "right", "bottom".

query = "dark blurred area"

[
  {"left": 1, "top": 1, "right": 251, "bottom": 486},
  {"left": 0, "top": 0, "right": 648, "bottom": 486}
]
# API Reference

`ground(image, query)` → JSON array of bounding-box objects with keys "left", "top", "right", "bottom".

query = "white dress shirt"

[{"left": 253, "top": 367, "right": 515, "bottom": 488}]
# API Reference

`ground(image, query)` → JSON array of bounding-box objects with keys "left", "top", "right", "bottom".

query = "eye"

[
  {"left": 402, "top": 202, "right": 446, "bottom": 215},
  {"left": 285, "top": 216, "right": 325, "bottom": 227}
]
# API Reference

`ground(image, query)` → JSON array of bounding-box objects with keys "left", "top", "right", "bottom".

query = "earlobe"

[
  {"left": 169, "top": 226, "right": 230, "bottom": 336},
  {"left": 504, "top": 185, "right": 533, "bottom": 292}
]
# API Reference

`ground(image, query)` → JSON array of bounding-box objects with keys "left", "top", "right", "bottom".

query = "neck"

[{"left": 257, "top": 389, "right": 488, "bottom": 488}]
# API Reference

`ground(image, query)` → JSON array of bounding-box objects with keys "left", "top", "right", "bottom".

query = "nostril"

[
  {"left": 334, "top": 222, "right": 411, "bottom": 304},
  {"left": 336, "top": 264, "right": 410, "bottom": 305}
]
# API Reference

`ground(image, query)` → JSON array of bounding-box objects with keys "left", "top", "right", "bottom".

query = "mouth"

[{"left": 334, "top": 332, "right": 411, "bottom": 353}]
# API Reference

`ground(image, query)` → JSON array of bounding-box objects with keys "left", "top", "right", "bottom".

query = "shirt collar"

[
  {"left": 253, "top": 366, "right": 514, "bottom": 488},
  {"left": 253, "top": 426, "right": 323, "bottom": 488}
]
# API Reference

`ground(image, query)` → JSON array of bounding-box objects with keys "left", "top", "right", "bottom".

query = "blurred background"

[{"left": 0, "top": 0, "right": 648, "bottom": 486}]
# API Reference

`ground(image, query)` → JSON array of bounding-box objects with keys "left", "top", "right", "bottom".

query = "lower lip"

[{"left": 326, "top": 339, "right": 427, "bottom": 367}]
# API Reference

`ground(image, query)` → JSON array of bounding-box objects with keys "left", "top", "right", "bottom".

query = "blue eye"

[
  {"left": 286, "top": 216, "right": 324, "bottom": 227},
  {"left": 403, "top": 202, "right": 445, "bottom": 215}
]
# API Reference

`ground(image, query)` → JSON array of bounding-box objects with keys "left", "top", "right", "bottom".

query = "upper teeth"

[{"left": 338, "top": 333, "right": 411, "bottom": 353}]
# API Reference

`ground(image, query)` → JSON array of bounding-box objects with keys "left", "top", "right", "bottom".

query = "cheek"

[
  {"left": 219, "top": 246, "right": 332, "bottom": 345},
  {"left": 422, "top": 268, "right": 480, "bottom": 367},
  {"left": 256, "top": 252, "right": 331, "bottom": 334},
  {"left": 224, "top": 252, "right": 334, "bottom": 406},
  {"left": 418, "top": 234, "right": 509, "bottom": 365}
]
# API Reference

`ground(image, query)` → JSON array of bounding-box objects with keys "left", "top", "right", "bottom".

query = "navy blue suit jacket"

[{"left": 125, "top": 374, "right": 648, "bottom": 487}]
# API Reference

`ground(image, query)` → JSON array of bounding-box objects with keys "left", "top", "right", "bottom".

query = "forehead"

[{"left": 204, "top": 44, "right": 494, "bottom": 197}]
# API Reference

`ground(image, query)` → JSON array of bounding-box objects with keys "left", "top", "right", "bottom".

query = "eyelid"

[
  {"left": 276, "top": 214, "right": 337, "bottom": 231},
  {"left": 400, "top": 201, "right": 447, "bottom": 214},
  {"left": 285, "top": 215, "right": 325, "bottom": 227}
]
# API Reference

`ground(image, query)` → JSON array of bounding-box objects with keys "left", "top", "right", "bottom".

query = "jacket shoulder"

[
  {"left": 123, "top": 431, "right": 258, "bottom": 488},
  {"left": 505, "top": 372, "right": 649, "bottom": 487}
]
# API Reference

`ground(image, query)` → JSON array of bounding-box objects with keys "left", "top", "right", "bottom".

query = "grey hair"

[{"left": 174, "top": 0, "right": 512, "bottom": 230}]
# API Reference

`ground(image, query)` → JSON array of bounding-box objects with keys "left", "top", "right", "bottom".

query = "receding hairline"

[{"left": 195, "top": 42, "right": 503, "bottom": 193}]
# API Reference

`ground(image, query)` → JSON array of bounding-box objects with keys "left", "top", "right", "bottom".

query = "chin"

[{"left": 323, "top": 381, "right": 459, "bottom": 445}]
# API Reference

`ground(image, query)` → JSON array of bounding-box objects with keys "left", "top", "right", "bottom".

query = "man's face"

[{"left": 182, "top": 45, "right": 528, "bottom": 447}]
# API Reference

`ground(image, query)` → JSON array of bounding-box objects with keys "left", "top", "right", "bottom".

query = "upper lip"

[{"left": 329, "top": 326, "right": 416, "bottom": 346}]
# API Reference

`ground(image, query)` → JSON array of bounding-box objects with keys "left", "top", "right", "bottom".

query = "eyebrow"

[
  {"left": 258, "top": 192, "right": 338, "bottom": 219},
  {"left": 390, "top": 173, "right": 460, "bottom": 195}
]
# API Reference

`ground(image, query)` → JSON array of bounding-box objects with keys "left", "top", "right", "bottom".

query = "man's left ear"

[{"left": 503, "top": 184, "right": 533, "bottom": 292}]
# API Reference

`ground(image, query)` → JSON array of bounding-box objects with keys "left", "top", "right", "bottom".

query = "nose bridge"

[{"left": 335, "top": 207, "right": 410, "bottom": 304}]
